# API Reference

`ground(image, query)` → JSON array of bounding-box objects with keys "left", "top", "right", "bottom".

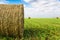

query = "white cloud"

[
  {"left": 0, "top": 1, "right": 7, "bottom": 4},
  {"left": 0, "top": 2, "right": 5, "bottom": 4},
  {"left": 24, "top": 0, "right": 31, "bottom": 2},
  {"left": 24, "top": 0, "right": 60, "bottom": 18},
  {"left": 0, "top": 0, "right": 8, "bottom": 4}
]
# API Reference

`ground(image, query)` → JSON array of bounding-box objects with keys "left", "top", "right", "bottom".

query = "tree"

[
  {"left": 56, "top": 17, "right": 59, "bottom": 19},
  {"left": 28, "top": 17, "right": 31, "bottom": 19}
]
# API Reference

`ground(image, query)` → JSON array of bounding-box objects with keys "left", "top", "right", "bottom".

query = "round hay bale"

[{"left": 0, "top": 4, "right": 24, "bottom": 39}]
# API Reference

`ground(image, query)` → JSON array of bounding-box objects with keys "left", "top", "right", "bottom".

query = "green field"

[
  {"left": 24, "top": 18, "right": 60, "bottom": 40},
  {"left": 0, "top": 18, "right": 60, "bottom": 40}
]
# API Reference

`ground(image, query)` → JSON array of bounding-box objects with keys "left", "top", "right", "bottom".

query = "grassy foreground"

[
  {"left": 24, "top": 18, "right": 60, "bottom": 40},
  {"left": 0, "top": 18, "right": 60, "bottom": 40}
]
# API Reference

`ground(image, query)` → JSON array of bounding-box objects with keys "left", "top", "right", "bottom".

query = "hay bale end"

[{"left": 0, "top": 4, "right": 24, "bottom": 39}]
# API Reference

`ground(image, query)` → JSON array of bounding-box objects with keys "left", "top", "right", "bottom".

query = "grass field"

[
  {"left": 0, "top": 18, "right": 60, "bottom": 40},
  {"left": 24, "top": 18, "right": 60, "bottom": 40}
]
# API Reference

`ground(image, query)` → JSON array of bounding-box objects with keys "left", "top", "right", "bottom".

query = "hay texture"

[{"left": 0, "top": 4, "right": 24, "bottom": 39}]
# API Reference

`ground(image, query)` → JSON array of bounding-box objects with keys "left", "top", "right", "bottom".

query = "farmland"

[
  {"left": 24, "top": 18, "right": 60, "bottom": 40},
  {"left": 0, "top": 18, "right": 60, "bottom": 40}
]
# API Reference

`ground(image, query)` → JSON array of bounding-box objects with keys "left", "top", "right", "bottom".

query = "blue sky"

[
  {"left": 0, "top": 0, "right": 28, "bottom": 5},
  {"left": 0, "top": 0, "right": 60, "bottom": 18},
  {"left": 6, "top": 0, "right": 22, "bottom": 4}
]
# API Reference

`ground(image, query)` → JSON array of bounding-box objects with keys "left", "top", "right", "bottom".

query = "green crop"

[
  {"left": 24, "top": 18, "right": 60, "bottom": 40},
  {"left": 0, "top": 18, "right": 60, "bottom": 40}
]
